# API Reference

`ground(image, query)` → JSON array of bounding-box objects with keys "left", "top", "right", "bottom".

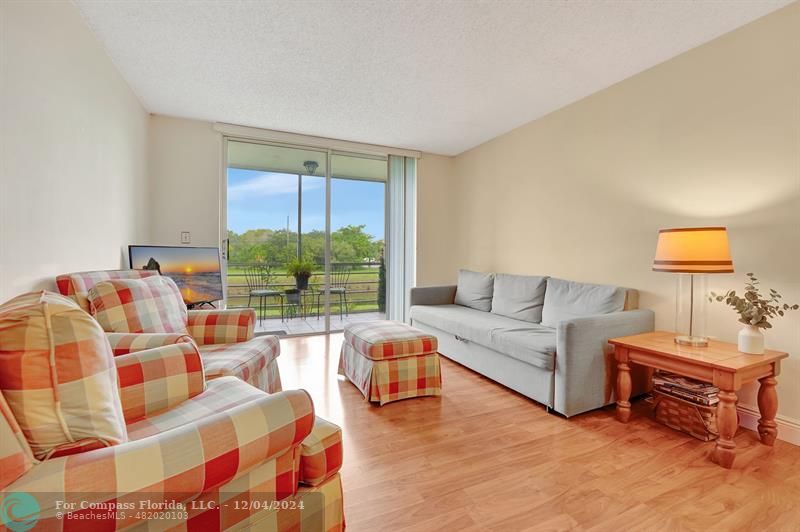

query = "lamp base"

[{"left": 674, "top": 335, "right": 709, "bottom": 347}]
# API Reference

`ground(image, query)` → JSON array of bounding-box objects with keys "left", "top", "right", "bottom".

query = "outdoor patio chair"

[
  {"left": 317, "top": 264, "right": 351, "bottom": 321},
  {"left": 245, "top": 264, "right": 285, "bottom": 323}
]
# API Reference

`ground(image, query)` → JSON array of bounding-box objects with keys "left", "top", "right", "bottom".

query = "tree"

[
  {"left": 377, "top": 254, "right": 386, "bottom": 312},
  {"left": 228, "top": 224, "right": 383, "bottom": 267}
]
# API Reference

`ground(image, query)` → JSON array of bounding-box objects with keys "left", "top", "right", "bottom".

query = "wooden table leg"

[
  {"left": 757, "top": 376, "right": 778, "bottom": 446},
  {"left": 616, "top": 350, "right": 632, "bottom": 423},
  {"left": 714, "top": 390, "right": 738, "bottom": 468}
]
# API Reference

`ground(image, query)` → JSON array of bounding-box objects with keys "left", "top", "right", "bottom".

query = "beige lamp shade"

[{"left": 653, "top": 227, "right": 734, "bottom": 273}]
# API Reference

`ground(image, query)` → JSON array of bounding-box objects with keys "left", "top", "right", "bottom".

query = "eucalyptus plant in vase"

[{"left": 709, "top": 273, "right": 799, "bottom": 354}]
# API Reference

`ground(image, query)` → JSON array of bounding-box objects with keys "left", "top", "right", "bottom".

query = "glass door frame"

[{"left": 221, "top": 136, "right": 388, "bottom": 335}]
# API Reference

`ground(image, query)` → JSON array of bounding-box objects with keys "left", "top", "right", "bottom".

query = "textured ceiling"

[{"left": 74, "top": 0, "right": 791, "bottom": 155}]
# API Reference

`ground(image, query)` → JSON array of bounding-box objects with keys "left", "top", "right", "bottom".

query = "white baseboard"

[{"left": 737, "top": 405, "right": 800, "bottom": 447}]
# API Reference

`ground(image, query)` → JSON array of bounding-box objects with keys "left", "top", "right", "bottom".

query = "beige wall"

[
  {"left": 422, "top": 4, "right": 800, "bottom": 423},
  {"left": 148, "top": 116, "right": 222, "bottom": 246},
  {"left": 417, "top": 154, "right": 460, "bottom": 285},
  {"left": 0, "top": 0, "right": 149, "bottom": 301}
]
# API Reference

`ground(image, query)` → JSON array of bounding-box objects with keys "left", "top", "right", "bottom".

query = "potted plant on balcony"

[{"left": 287, "top": 258, "right": 314, "bottom": 290}]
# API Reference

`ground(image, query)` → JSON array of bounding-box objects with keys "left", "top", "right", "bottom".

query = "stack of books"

[{"left": 652, "top": 372, "right": 719, "bottom": 406}]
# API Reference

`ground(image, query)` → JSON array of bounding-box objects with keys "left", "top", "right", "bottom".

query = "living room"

[{"left": 1, "top": 1, "right": 799, "bottom": 531}]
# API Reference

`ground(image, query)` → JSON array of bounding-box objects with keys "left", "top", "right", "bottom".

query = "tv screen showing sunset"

[{"left": 129, "top": 246, "right": 223, "bottom": 304}]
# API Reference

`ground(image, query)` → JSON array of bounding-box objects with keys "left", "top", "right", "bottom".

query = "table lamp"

[{"left": 653, "top": 227, "right": 734, "bottom": 346}]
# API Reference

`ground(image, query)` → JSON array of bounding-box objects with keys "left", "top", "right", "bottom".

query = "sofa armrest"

[
  {"left": 187, "top": 308, "right": 255, "bottom": 345},
  {"left": 115, "top": 342, "right": 206, "bottom": 423},
  {"left": 410, "top": 285, "right": 457, "bottom": 307},
  {"left": 106, "top": 332, "right": 194, "bottom": 355},
  {"left": 554, "top": 309, "right": 654, "bottom": 417},
  {"left": 299, "top": 417, "right": 343, "bottom": 487},
  {"left": 4, "top": 388, "right": 315, "bottom": 529}
]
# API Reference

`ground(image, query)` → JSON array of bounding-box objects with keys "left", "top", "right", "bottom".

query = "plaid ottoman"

[{"left": 339, "top": 320, "right": 441, "bottom": 405}]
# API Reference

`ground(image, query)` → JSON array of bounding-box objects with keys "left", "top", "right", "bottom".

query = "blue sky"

[{"left": 227, "top": 168, "right": 385, "bottom": 239}]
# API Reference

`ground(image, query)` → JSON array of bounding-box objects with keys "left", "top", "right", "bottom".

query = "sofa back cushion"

[
  {"left": 490, "top": 274, "right": 548, "bottom": 323},
  {"left": 541, "top": 278, "right": 626, "bottom": 328},
  {"left": 88, "top": 276, "right": 188, "bottom": 334},
  {"left": 454, "top": 269, "right": 494, "bottom": 312},
  {"left": 56, "top": 269, "right": 160, "bottom": 313},
  {"left": 0, "top": 291, "right": 127, "bottom": 460}
]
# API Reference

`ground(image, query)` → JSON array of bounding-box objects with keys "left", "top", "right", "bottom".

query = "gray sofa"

[{"left": 409, "top": 271, "right": 654, "bottom": 417}]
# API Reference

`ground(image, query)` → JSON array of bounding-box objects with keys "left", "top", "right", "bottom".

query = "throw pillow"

[
  {"left": 88, "top": 276, "right": 188, "bottom": 334},
  {"left": 541, "top": 278, "right": 626, "bottom": 328},
  {"left": 454, "top": 269, "right": 494, "bottom": 312},
  {"left": 491, "top": 273, "right": 548, "bottom": 322},
  {"left": 0, "top": 291, "right": 128, "bottom": 460}
]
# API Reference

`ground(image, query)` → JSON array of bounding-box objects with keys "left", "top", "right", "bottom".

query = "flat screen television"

[{"left": 128, "top": 245, "right": 223, "bottom": 305}]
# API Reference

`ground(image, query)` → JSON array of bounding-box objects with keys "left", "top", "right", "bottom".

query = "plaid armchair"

[
  {"left": 0, "top": 308, "right": 344, "bottom": 531},
  {"left": 56, "top": 270, "right": 282, "bottom": 393}
]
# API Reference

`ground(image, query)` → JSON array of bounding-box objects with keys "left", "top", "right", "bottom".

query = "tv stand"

[{"left": 186, "top": 301, "right": 217, "bottom": 310}]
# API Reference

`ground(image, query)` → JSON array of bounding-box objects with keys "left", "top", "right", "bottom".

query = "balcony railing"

[{"left": 226, "top": 261, "right": 384, "bottom": 318}]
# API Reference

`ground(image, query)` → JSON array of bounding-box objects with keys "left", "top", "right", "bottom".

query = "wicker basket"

[{"left": 652, "top": 390, "right": 719, "bottom": 441}]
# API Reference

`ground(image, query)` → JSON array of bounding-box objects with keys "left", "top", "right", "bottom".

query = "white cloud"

[{"left": 228, "top": 173, "right": 322, "bottom": 201}]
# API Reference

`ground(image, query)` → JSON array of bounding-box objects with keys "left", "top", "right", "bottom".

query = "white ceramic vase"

[{"left": 738, "top": 324, "right": 765, "bottom": 355}]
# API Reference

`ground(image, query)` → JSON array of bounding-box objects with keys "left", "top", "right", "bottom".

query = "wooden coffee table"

[{"left": 609, "top": 331, "right": 789, "bottom": 469}]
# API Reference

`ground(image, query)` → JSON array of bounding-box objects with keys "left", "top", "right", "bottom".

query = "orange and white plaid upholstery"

[
  {"left": 115, "top": 342, "right": 206, "bottom": 424},
  {"left": 0, "top": 291, "right": 127, "bottom": 460},
  {"left": 265, "top": 358, "right": 283, "bottom": 394},
  {"left": 243, "top": 473, "right": 345, "bottom": 532},
  {"left": 344, "top": 320, "right": 438, "bottom": 360},
  {"left": 106, "top": 331, "right": 194, "bottom": 355},
  {"left": 56, "top": 269, "right": 159, "bottom": 313},
  {"left": 88, "top": 276, "right": 189, "bottom": 334},
  {"left": 300, "top": 417, "right": 343, "bottom": 487},
  {"left": 0, "top": 393, "right": 34, "bottom": 489},
  {"left": 187, "top": 308, "right": 256, "bottom": 345},
  {"left": 340, "top": 321, "right": 442, "bottom": 405},
  {"left": 57, "top": 270, "right": 281, "bottom": 394},
  {"left": 340, "top": 343, "right": 442, "bottom": 405},
  {"left": 199, "top": 335, "right": 283, "bottom": 393},
  {"left": 183, "top": 464, "right": 344, "bottom": 531},
  {"left": 1, "top": 287, "right": 342, "bottom": 531},
  {"left": 126, "top": 376, "right": 266, "bottom": 440},
  {"left": 1, "top": 384, "right": 319, "bottom": 531}
]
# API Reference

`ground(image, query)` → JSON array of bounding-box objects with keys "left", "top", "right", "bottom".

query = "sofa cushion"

[
  {"left": 199, "top": 334, "right": 281, "bottom": 382},
  {"left": 126, "top": 376, "right": 265, "bottom": 440},
  {"left": 412, "top": 304, "right": 507, "bottom": 345},
  {"left": 541, "top": 278, "right": 626, "bottom": 328},
  {"left": 0, "top": 291, "right": 127, "bottom": 460},
  {"left": 88, "top": 276, "right": 188, "bottom": 334},
  {"left": 454, "top": 269, "right": 494, "bottom": 312},
  {"left": 491, "top": 273, "right": 548, "bottom": 323},
  {"left": 410, "top": 304, "right": 556, "bottom": 370},
  {"left": 489, "top": 328, "right": 556, "bottom": 370}
]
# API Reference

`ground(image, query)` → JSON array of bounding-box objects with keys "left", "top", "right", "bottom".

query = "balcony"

[{"left": 227, "top": 261, "right": 385, "bottom": 335}]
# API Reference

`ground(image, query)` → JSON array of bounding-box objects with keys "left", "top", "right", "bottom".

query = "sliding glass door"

[
  {"left": 224, "top": 139, "right": 387, "bottom": 335},
  {"left": 329, "top": 153, "right": 387, "bottom": 329}
]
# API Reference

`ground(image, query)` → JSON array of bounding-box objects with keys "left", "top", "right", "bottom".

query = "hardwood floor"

[{"left": 279, "top": 334, "right": 800, "bottom": 532}]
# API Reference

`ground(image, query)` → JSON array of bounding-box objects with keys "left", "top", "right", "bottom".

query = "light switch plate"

[{"left": 181, "top": 231, "right": 191, "bottom": 244}]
